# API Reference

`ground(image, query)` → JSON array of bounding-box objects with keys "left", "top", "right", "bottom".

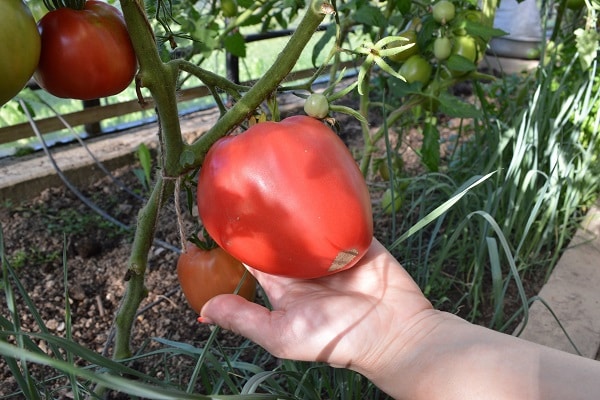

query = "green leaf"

[
  {"left": 223, "top": 32, "right": 247, "bottom": 58},
  {"left": 136, "top": 143, "right": 152, "bottom": 186},
  {"left": 394, "top": 0, "right": 412, "bottom": 15},
  {"left": 464, "top": 21, "right": 507, "bottom": 41},
  {"left": 438, "top": 92, "right": 483, "bottom": 118},
  {"left": 446, "top": 54, "right": 476, "bottom": 72},
  {"left": 574, "top": 28, "right": 600, "bottom": 70},
  {"left": 421, "top": 117, "right": 440, "bottom": 172},
  {"left": 352, "top": 5, "right": 387, "bottom": 29}
]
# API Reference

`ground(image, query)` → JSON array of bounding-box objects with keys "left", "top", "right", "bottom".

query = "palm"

[{"left": 202, "top": 239, "right": 433, "bottom": 370}]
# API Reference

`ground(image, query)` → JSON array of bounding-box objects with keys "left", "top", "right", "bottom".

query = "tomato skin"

[
  {"left": 0, "top": 0, "right": 41, "bottom": 106},
  {"left": 433, "top": 37, "right": 452, "bottom": 60},
  {"left": 34, "top": 1, "right": 137, "bottom": 100},
  {"left": 399, "top": 55, "right": 432, "bottom": 85},
  {"left": 177, "top": 244, "right": 257, "bottom": 314},
  {"left": 221, "top": 0, "right": 238, "bottom": 17},
  {"left": 452, "top": 35, "right": 478, "bottom": 63},
  {"left": 197, "top": 115, "right": 373, "bottom": 279},
  {"left": 304, "top": 93, "right": 329, "bottom": 119},
  {"left": 432, "top": 0, "right": 456, "bottom": 24}
]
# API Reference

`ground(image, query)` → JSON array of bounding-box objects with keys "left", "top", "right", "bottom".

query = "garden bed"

[{"left": 1, "top": 91, "right": 597, "bottom": 397}]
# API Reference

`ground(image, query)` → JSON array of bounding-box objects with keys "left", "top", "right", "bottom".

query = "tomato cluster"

[
  {"left": 387, "top": 1, "right": 489, "bottom": 89},
  {"left": 0, "top": 0, "right": 136, "bottom": 105}
]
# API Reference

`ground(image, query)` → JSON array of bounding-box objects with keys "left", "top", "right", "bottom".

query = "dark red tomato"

[
  {"left": 197, "top": 115, "right": 374, "bottom": 279},
  {"left": 34, "top": 0, "right": 137, "bottom": 100},
  {"left": 177, "top": 243, "right": 257, "bottom": 314}
]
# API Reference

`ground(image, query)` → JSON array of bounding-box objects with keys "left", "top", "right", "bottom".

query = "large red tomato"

[
  {"left": 197, "top": 116, "right": 373, "bottom": 279},
  {"left": 177, "top": 242, "right": 257, "bottom": 314},
  {"left": 34, "top": 0, "right": 137, "bottom": 100}
]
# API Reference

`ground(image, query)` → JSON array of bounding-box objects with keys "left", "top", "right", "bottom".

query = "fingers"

[{"left": 200, "top": 294, "right": 290, "bottom": 358}]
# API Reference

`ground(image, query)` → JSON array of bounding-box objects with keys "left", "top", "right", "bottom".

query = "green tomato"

[
  {"left": 433, "top": 37, "right": 452, "bottom": 60},
  {"left": 432, "top": 0, "right": 456, "bottom": 24},
  {"left": 452, "top": 35, "right": 478, "bottom": 63},
  {"left": 399, "top": 55, "right": 432, "bottom": 85},
  {"left": 387, "top": 30, "right": 420, "bottom": 63},
  {"left": 381, "top": 187, "right": 402, "bottom": 215},
  {"left": 221, "top": 0, "right": 238, "bottom": 18},
  {"left": 304, "top": 93, "right": 329, "bottom": 119},
  {"left": 0, "top": 0, "right": 41, "bottom": 106}
]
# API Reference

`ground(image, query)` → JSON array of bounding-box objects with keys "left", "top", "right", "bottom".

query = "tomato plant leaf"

[
  {"left": 394, "top": 0, "right": 412, "bottom": 15},
  {"left": 438, "top": 92, "right": 482, "bottom": 118},
  {"left": 447, "top": 54, "right": 476, "bottom": 72},
  {"left": 223, "top": 32, "right": 246, "bottom": 58},
  {"left": 353, "top": 5, "right": 387, "bottom": 29},
  {"left": 464, "top": 21, "right": 507, "bottom": 41}
]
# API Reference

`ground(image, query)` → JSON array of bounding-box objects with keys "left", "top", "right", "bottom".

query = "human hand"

[{"left": 200, "top": 238, "right": 434, "bottom": 374}]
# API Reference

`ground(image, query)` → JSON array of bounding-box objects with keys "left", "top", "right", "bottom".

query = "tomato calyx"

[
  {"left": 187, "top": 228, "right": 219, "bottom": 252},
  {"left": 43, "top": 0, "right": 86, "bottom": 11}
]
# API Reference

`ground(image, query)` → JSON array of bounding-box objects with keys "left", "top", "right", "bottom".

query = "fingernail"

[{"left": 197, "top": 316, "right": 214, "bottom": 324}]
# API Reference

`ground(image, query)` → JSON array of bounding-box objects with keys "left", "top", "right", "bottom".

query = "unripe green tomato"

[
  {"left": 433, "top": 37, "right": 452, "bottom": 60},
  {"left": 432, "top": 0, "right": 456, "bottom": 24},
  {"left": 381, "top": 187, "right": 402, "bottom": 215},
  {"left": 452, "top": 35, "right": 477, "bottom": 63},
  {"left": 0, "top": 0, "right": 41, "bottom": 106},
  {"left": 221, "top": 0, "right": 237, "bottom": 18},
  {"left": 387, "top": 30, "right": 420, "bottom": 63},
  {"left": 399, "top": 55, "right": 432, "bottom": 85},
  {"left": 304, "top": 93, "right": 329, "bottom": 119}
]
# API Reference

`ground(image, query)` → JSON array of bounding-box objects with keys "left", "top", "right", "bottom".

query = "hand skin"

[{"left": 200, "top": 238, "right": 600, "bottom": 400}]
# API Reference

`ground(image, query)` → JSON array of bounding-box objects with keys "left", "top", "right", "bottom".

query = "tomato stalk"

[{"left": 42, "top": 0, "right": 86, "bottom": 11}]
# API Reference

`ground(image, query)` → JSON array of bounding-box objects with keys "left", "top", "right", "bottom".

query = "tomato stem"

[{"left": 43, "top": 0, "right": 86, "bottom": 11}]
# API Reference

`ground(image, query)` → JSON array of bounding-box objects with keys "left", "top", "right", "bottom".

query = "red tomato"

[
  {"left": 197, "top": 116, "right": 373, "bottom": 279},
  {"left": 34, "top": 1, "right": 137, "bottom": 100},
  {"left": 177, "top": 243, "right": 257, "bottom": 314}
]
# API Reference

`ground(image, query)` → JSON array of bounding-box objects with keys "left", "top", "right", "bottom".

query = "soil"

[{"left": 0, "top": 93, "right": 547, "bottom": 398}]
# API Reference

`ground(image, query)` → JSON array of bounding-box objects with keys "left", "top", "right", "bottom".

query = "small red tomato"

[
  {"left": 34, "top": 0, "right": 137, "bottom": 100},
  {"left": 197, "top": 116, "right": 373, "bottom": 279},
  {"left": 177, "top": 243, "right": 257, "bottom": 314}
]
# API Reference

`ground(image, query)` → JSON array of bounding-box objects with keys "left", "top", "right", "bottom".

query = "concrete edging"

[{"left": 516, "top": 202, "right": 600, "bottom": 360}]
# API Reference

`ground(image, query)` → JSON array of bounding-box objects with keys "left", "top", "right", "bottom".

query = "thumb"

[{"left": 200, "top": 294, "right": 285, "bottom": 355}]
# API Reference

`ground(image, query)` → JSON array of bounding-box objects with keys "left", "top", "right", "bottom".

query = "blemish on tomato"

[{"left": 328, "top": 248, "right": 359, "bottom": 272}]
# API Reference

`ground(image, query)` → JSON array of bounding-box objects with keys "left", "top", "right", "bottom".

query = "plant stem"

[
  {"left": 120, "top": 0, "right": 184, "bottom": 177},
  {"left": 113, "top": 175, "right": 174, "bottom": 360}
]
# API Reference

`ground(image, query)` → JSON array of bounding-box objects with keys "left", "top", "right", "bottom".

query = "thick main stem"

[{"left": 113, "top": 176, "right": 174, "bottom": 360}]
